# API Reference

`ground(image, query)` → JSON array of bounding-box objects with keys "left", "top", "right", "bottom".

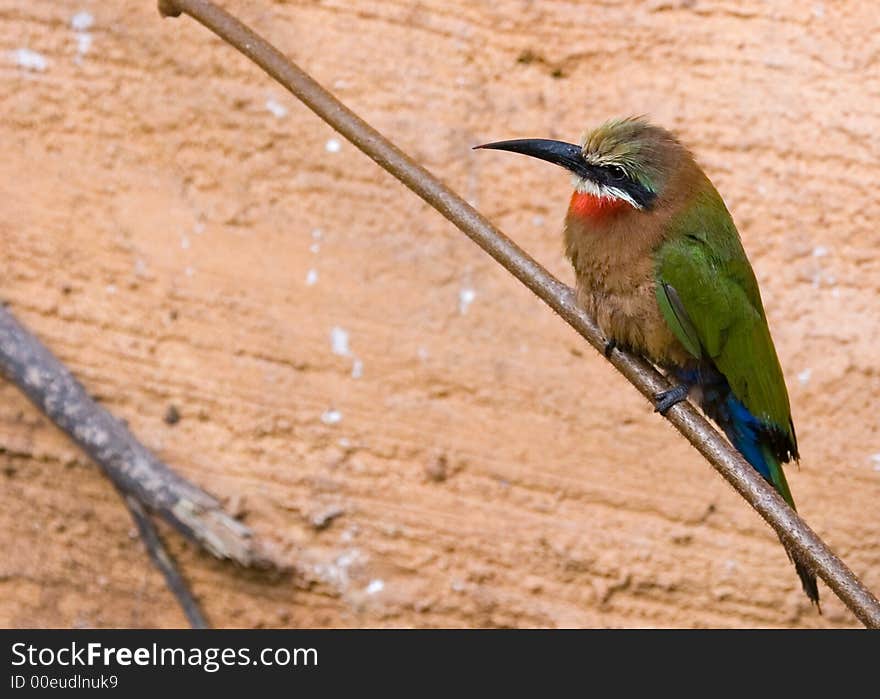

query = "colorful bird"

[{"left": 476, "top": 117, "right": 818, "bottom": 606}]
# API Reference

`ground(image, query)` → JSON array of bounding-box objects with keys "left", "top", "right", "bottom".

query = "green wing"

[{"left": 653, "top": 186, "right": 797, "bottom": 457}]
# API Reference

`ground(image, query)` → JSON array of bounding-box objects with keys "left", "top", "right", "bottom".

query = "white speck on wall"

[
  {"left": 459, "top": 288, "right": 476, "bottom": 315},
  {"left": 338, "top": 437, "right": 351, "bottom": 448},
  {"left": 325, "top": 138, "right": 341, "bottom": 153},
  {"left": 311, "top": 228, "right": 323, "bottom": 240},
  {"left": 71, "top": 11, "right": 94, "bottom": 31},
  {"left": 321, "top": 409, "right": 343, "bottom": 425},
  {"left": 365, "top": 579, "right": 384, "bottom": 595},
  {"left": 797, "top": 368, "right": 812, "bottom": 386},
  {"left": 181, "top": 235, "right": 190, "bottom": 250},
  {"left": 265, "top": 98, "right": 287, "bottom": 119},
  {"left": 11, "top": 48, "right": 48, "bottom": 72},
  {"left": 312, "top": 548, "right": 365, "bottom": 592},
  {"left": 812, "top": 245, "right": 829, "bottom": 258},
  {"left": 351, "top": 358, "right": 363, "bottom": 379},
  {"left": 870, "top": 454, "right": 880, "bottom": 471},
  {"left": 305, "top": 269, "right": 318, "bottom": 286},
  {"left": 812, "top": 4, "right": 825, "bottom": 18},
  {"left": 75, "top": 33, "right": 92, "bottom": 56},
  {"left": 331, "top": 326, "right": 350, "bottom": 356},
  {"left": 831, "top": 286, "right": 840, "bottom": 298},
  {"left": 532, "top": 215, "right": 545, "bottom": 227},
  {"left": 309, "top": 242, "right": 320, "bottom": 254},
  {"left": 106, "top": 284, "right": 117, "bottom": 295},
  {"left": 185, "top": 266, "right": 194, "bottom": 278},
  {"left": 417, "top": 346, "right": 429, "bottom": 361},
  {"left": 194, "top": 222, "right": 205, "bottom": 235}
]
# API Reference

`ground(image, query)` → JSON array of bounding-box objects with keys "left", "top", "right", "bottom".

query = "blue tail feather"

[
  {"left": 677, "top": 365, "right": 820, "bottom": 606},
  {"left": 723, "top": 396, "right": 772, "bottom": 480},
  {"left": 672, "top": 366, "right": 771, "bottom": 479}
]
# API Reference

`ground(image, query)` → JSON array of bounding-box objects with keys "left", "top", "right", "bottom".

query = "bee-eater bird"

[{"left": 476, "top": 117, "right": 818, "bottom": 605}]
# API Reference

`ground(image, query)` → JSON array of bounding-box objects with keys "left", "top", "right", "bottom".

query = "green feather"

[
  {"left": 763, "top": 445, "right": 795, "bottom": 509},
  {"left": 657, "top": 281, "right": 702, "bottom": 359},
  {"left": 653, "top": 185, "right": 796, "bottom": 452}
]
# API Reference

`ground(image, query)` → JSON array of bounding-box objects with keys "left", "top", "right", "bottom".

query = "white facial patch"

[{"left": 572, "top": 176, "right": 642, "bottom": 210}]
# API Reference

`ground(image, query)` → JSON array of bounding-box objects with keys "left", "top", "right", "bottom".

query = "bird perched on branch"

[{"left": 476, "top": 117, "right": 818, "bottom": 606}]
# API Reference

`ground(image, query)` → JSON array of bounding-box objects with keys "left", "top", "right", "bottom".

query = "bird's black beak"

[{"left": 473, "top": 138, "right": 594, "bottom": 179}]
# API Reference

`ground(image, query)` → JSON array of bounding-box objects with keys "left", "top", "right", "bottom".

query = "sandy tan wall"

[{"left": 1, "top": 0, "right": 878, "bottom": 627}]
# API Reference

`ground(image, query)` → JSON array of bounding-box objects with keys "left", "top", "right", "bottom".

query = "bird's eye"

[{"left": 608, "top": 165, "right": 627, "bottom": 181}]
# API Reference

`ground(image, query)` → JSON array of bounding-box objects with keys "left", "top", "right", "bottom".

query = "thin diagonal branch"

[
  {"left": 122, "top": 492, "right": 210, "bottom": 628},
  {"left": 157, "top": 0, "right": 880, "bottom": 628},
  {"left": 0, "top": 305, "right": 274, "bottom": 570}
]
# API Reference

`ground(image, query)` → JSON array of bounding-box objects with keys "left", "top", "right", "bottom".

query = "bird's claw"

[
  {"left": 603, "top": 339, "right": 616, "bottom": 358},
  {"left": 653, "top": 383, "right": 690, "bottom": 415}
]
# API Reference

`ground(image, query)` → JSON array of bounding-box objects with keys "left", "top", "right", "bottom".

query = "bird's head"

[{"left": 476, "top": 117, "right": 686, "bottom": 214}]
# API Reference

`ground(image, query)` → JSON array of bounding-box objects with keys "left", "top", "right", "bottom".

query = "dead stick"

[
  {"left": 122, "top": 492, "right": 210, "bottom": 628},
  {"left": 157, "top": 0, "right": 880, "bottom": 628},
  {"left": 0, "top": 304, "right": 270, "bottom": 569}
]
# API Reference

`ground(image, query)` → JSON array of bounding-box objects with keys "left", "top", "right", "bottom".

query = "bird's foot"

[
  {"left": 653, "top": 383, "right": 690, "bottom": 415},
  {"left": 603, "top": 339, "right": 617, "bottom": 358}
]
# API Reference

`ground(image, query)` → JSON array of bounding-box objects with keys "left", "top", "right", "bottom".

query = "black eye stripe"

[{"left": 595, "top": 165, "right": 657, "bottom": 209}]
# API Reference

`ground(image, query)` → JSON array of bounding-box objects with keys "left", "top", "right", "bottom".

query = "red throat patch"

[{"left": 568, "top": 191, "right": 627, "bottom": 220}]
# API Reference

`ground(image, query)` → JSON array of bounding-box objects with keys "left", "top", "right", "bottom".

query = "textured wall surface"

[{"left": 1, "top": 0, "right": 878, "bottom": 628}]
